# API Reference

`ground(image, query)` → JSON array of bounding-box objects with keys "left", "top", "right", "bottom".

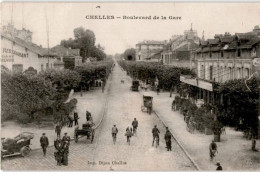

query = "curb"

[{"left": 153, "top": 110, "right": 201, "bottom": 171}]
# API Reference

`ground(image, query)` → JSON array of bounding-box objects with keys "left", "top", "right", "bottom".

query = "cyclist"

[
  {"left": 209, "top": 140, "right": 218, "bottom": 160},
  {"left": 132, "top": 118, "right": 138, "bottom": 136},
  {"left": 125, "top": 127, "right": 132, "bottom": 145},
  {"left": 111, "top": 125, "right": 118, "bottom": 144},
  {"left": 152, "top": 125, "right": 160, "bottom": 146}
]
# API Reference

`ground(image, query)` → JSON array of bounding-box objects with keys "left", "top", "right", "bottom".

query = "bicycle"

[
  {"left": 127, "top": 136, "right": 131, "bottom": 145},
  {"left": 155, "top": 136, "right": 159, "bottom": 148},
  {"left": 133, "top": 127, "right": 137, "bottom": 136},
  {"left": 112, "top": 133, "right": 117, "bottom": 144}
]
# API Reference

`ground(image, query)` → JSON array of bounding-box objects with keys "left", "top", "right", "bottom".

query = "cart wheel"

[{"left": 20, "top": 146, "right": 30, "bottom": 157}]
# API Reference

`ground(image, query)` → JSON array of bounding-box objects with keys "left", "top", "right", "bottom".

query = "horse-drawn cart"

[
  {"left": 74, "top": 121, "right": 95, "bottom": 143},
  {"left": 141, "top": 95, "right": 153, "bottom": 114},
  {"left": 1, "top": 132, "right": 34, "bottom": 158}
]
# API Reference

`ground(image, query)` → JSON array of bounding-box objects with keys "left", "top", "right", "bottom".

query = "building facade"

[
  {"left": 135, "top": 40, "right": 166, "bottom": 61},
  {"left": 0, "top": 24, "right": 64, "bottom": 73},
  {"left": 1, "top": 33, "right": 57, "bottom": 73},
  {"left": 161, "top": 26, "right": 200, "bottom": 69},
  {"left": 180, "top": 26, "right": 260, "bottom": 105}
]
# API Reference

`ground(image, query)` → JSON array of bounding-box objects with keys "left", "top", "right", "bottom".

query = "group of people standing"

[{"left": 54, "top": 133, "right": 71, "bottom": 166}]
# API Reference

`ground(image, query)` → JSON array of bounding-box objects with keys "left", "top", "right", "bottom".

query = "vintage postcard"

[{"left": 1, "top": 1, "right": 260, "bottom": 171}]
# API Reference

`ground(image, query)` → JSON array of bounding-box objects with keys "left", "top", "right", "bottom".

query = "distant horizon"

[{"left": 2, "top": 2, "right": 260, "bottom": 55}]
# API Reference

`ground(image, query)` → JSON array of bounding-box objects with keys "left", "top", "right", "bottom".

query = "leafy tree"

[
  {"left": 123, "top": 48, "right": 136, "bottom": 61},
  {"left": 60, "top": 27, "right": 106, "bottom": 61}
]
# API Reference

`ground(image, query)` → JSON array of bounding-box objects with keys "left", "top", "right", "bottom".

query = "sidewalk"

[
  {"left": 1, "top": 82, "right": 111, "bottom": 150},
  {"left": 138, "top": 88, "right": 260, "bottom": 171}
]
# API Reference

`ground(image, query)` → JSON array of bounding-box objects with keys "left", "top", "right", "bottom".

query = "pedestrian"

[
  {"left": 62, "top": 141, "right": 69, "bottom": 166},
  {"left": 132, "top": 118, "right": 138, "bottom": 136},
  {"left": 157, "top": 87, "right": 160, "bottom": 95},
  {"left": 172, "top": 100, "right": 176, "bottom": 111},
  {"left": 252, "top": 137, "right": 257, "bottom": 151},
  {"left": 86, "top": 111, "right": 92, "bottom": 121},
  {"left": 164, "top": 127, "right": 172, "bottom": 151},
  {"left": 55, "top": 124, "right": 61, "bottom": 138},
  {"left": 54, "top": 137, "right": 63, "bottom": 166},
  {"left": 68, "top": 115, "right": 74, "bottom": 127},
  {"left": 209, "top": 140, "right": 218, "bottom": 160},
  {"left": 62, "top": 133, "right": 71, "bottom": 146},
  {"left": 216, "top": 161, "right": 223, "bottom": 171},
  {"left": 74, "top": 111, "right": 79, "bottom": 126},
  {"left": 40, "top": 133, "right": 49, "bottom": 157},
  {"left": 152, "top": 125, "right": 160, "bottom": 146},
  {"left": 125, "top": 127, "right": 132, "bottom": 145}
]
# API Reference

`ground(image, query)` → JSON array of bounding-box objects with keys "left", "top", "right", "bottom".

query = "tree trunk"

[{"left": 214, "top": 134, "right": 221, "bottom": 142}]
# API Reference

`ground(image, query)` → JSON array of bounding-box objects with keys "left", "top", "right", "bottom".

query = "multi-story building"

[
  {"left": 1, "top": 24, "right": 60, "bottom": 73},
  {"left": 180, "top": 25, "right": 260, "bottom": 104},
  {"left": 135, "top": 40, "right": 166, "bottom": 61},
  {"left": 161, "top": 25, "right": 200, "bottom": 69}
]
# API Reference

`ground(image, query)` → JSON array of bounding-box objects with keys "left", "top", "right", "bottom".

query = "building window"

[
  {"left": 244, "top": 68, "right": 249, "bottom": 78},
  {"left": 46, "top": 63, "right": 49, "bottom": 69},
  {"left": 221, "top": 51, "right": 224, "bottom": 58},
  {"left": 201, "top": 65, "right": 205, "bottom": 79},
  {"left": 237, "top": 67, "right": 241, "bottom": 79},
  {"left": 210, "top": 66, "right": 213, "bottom": 80},
  {"left": 228, "top": 67, "right": 232, "bottom": 80},
  {"left": 209, "top": 52, "right": 212, "bottom": 58},
  {"left": 237, "top": 49, "right": 241, "bottom": 57}
]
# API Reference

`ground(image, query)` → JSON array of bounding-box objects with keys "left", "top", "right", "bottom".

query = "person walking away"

[
  {"left": 132, "top": 118, "right": 138, "bottom": 136},
  {"left": 112, "top": 125, "right": 118, "bottom": 144},
  {"left": 216, "top": 162, "right": 222, "bottom": 170},
  {"left": 74, "top": 111, "right": 79, "bottom": 126},
  {"left": 252, "top": 137, "right": 257, "bottom": 151},
  {"left": 62, "top": 133, "right": 71, "bottom": 146},
  {"left": 152, "top": 125, "right": 160, "bottom": 146},
  {"left": 55, "top": 124, "right": 61, "bottom": 138},
  {"left": 68, "top": 115, "right": 73, "bottom": 127},
  {"left": 40, "top": 133, "right": 49, "bottom": 157},
  {"left": 157, "top": 86, "right": 160, "bottom": 95},
  {"left": 164, "top": 127, "right": 172, "bottom": 151},
  {"left": 209, "top": 140, "right": 218, "bottom": 160},
  {"left": 125, "top": 127, "right": 132, "bottom": 145},
  {"left": 62, "top": 141, "right": 69, "bottom": 166},
  {"left": 86, "top": 111, "right": 92, "bottom": 121},
  {"left": 54, "top": 137, "right": 63, "bottom": 166}
]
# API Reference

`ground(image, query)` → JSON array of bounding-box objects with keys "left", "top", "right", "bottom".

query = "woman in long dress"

[{"left": 62, "top": 141, "right": 69, "bottom": 166}]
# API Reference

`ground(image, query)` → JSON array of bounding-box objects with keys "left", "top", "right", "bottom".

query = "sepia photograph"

[{"left": 1, "top": 1, "right": 260, "bottom": 171}]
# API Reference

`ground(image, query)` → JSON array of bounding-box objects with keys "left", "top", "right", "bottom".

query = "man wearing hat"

[
  {"left": 40, "top": 133, "right": 49, "bottom": 156},
  {"left": 216, "top": 162, "right": 222, "bottom": 171},
  {"left": 152, "top": 125, "right": 160, "bottom": 146},
  {"left": 164, "top": 127, "right": 172, "bottom": 151}
]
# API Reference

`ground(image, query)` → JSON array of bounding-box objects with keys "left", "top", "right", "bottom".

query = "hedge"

[{"left": 118, "top": 60, "right": 195, "bottom": 90}]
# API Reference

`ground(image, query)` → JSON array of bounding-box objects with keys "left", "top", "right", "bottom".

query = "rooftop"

[{"left": 1, "top": 33, "right": 56, "bottom": 57}]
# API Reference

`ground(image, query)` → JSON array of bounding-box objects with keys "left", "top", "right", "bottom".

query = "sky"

[{"left": 1, "top": 2, "right": 260, "bottom": 55}]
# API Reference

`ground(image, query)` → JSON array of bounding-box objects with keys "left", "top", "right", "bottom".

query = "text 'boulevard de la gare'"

[{"left": 86, "top": 15, "right": 182, "bottom": 20}]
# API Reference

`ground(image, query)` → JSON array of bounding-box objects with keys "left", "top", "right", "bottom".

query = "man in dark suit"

[
  {"left": 40, "top": 133, "right": 49, "bottom": 156},
  {"left": 55, "top": 124, "right": 61, "bottom": 138},
  {"left": 74, "top": 111, "right": 79, "bottom": 126}
]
